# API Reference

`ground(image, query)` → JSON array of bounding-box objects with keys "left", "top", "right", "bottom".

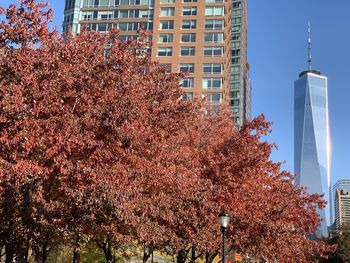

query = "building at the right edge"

[
  {"left": 329, "top": 179, "right": 350, "bottom": 235},
  {"left": 294, "top": 24, "right": 331, "bottom": 238},
  {"left": 334, "top": 189, "right": 350, "bottom": 232},
  {"left": 330, "top": 179, "right": 350, "bottom": 225}
]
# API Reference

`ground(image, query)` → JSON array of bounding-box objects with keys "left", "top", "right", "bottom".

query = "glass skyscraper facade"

[
  {"left": 63, "top": 0, "right": 251, "bottom": 128},
  {"left": 294, "top": 70, "right": 331, "bottom": 238}
]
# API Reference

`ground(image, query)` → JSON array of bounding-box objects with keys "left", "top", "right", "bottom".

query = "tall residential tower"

[
  {"left": 63, "top": 0, "right": 251, "bottom": 128},
  {"left": 331, "top": 179, "right": 350, "bottom": 225},
  {"left": 294, "top": 24, "right": 331, "bottom": 238},
  {"left": 334, "top": 189, "right": 350, "bottom": 232}
]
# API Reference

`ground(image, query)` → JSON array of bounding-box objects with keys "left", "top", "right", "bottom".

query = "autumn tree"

[
  {"left": 0, "top": 1, "right": 334, "bottom": 263},
  {"left": 149, "top": 112, "right": 333, "bottom": 263},
  {"left": 0, "top": 0, "right": 207, "bottom": 262}
]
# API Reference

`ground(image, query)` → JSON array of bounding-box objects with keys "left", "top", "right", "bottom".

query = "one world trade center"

[{"left": 294, "top": 24, "right": 331, "bottom": 238}]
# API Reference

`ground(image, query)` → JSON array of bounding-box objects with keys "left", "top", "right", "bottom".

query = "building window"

[
  {"left": 181, "top": 33, "right": 196, "bottom": 42},
  {"left": 81, "top": 11, "right": 93, "bottom": 20},
  {"left": 233, "top": 9, "right": 241, "bottom": 16},
  {"left": 204, "top": 46, "right": 223, "bottom": 57},
  {"left": 119, "top": 35, "right": 137, "bottom": 41},
  {"left": 116, "top": 0, "right": 150, "bottom": 5},
  {"left": 66, "top": 0, "right": 77, "bottom": 9},
  {"left": 203, "top": 64, "right": 222, "bottom": 74},
  {"left": 183, "top": 0, "right": 197, "bottom": 2},
  {"left": 181, "top": 78, "right": 194, "bottom": 88},
  {"left": 180, "top": 64, "right": 195, "bottom": 73},
  {"left": 117, "top": 22, "right": 151, "bottom": 31},
  {"left": 232, "top": 57, "right": 240, "bottom": 64},
  {"left": 118, "top": 10, "right": 128, "bottom": 18},
  {"left": 232, "top": 25, "right": 241, "bottom": 32},
  {"left": 205, "top": 19, "right": 224, "bottom": 30},
  {"left": 158, "top": 33, "right": 173, "bottom": 43},
  {"left": 232, "top": 49, "right": 241, "bottom": 56},
  {"left": 205, "top": 6, "right": 224, "bottom": 16},
  {"left": 158, "top": 47, "right": 173, "bottom": 56},
  {"left": 160, "top": 64, "right": 172, "bottom": 74},
  {"left": 161, "top": 0, "right": 174, "bottom": 3},
  {"left": 235, "top": 117, "right": 240, "bottom": 126},
  {"left": 231, "top": 98, "right": 240, "bottom": 106},
  {"left": 160, "top": 20, "right": 174, "bottom": 29},
  {"left": 231, "top": 65, "right": 240, "bottom": 73},
  {"left": 99, "top": 0, "right": 112, "bottom": 6},
  {"left": 232, "top": 74, "right": 240, "bottom": 81},
  {"left": 98, "top": 10, "right": 114, "bottom": 19},
  {"left": 230, "top": 82, "right": 240, "bottom": 89},
  {"left": 232, "top": 108, "right": 239, "bottom": 115},
  {"left": 180, "top": 47, "right": 196, "bottom": 56},
  {"left": 232, "top": 41, "right": 240, "bottom": 48},
  {"left": 117, "top": 0, "right": 149, "bottom": 3},
  {"left": 182, "top": 7, "right": 197, "bottom": 16},
  {"left": 208, "top": 93, "right": 222, "bottom": 103},
  {"left": 160, "top": 7, "right": 175, "bottom": 17},
  {"left": 87, "top": 23, "right": 114, "bottom": 32},
  {"left": 82, "top": 0, "right": 94, "bottom": 7},
  {"left": 230, "top": 99, "right": 240, "bottom": 106},
  {"left": 202, "top": 78, "right": 222, "bottom": 89},
  {"left": 183, "top": 92, "right": 194, "bottom": 100},
  {"left": 231, "top": 91, "right": 240, "bottom": 98},
  {"left": 204, "top": 33, "right": 224, "bottom": 43},
  {"left": 233, "top": 17, "right": 241, "bottom": 24},
  {"left": 232, "top": 33, "right": 240, "bottom": 41},
  {"left": 206, "top": 0, "right": 224, "bottom": 2},
  {"left": 182, "top": 20, "right": 196, "bottom": 29},
  {"left": 233, "top": 2, "right": 241, "bottom": 8},
  {"left": 97, "top": 23, "right": 109, "bottom": 32}
]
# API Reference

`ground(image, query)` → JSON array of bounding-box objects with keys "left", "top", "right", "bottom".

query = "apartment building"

[
  {"left": 334, "top": 189, "right": 350, "bottom": 232},
  {"left": 63, "top": 0, "right": 250, "bottom": 127}
]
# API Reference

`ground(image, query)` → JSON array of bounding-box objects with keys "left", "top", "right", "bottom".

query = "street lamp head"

[{"left": 218, "top": 211, "right": 230, "bottom": 229}]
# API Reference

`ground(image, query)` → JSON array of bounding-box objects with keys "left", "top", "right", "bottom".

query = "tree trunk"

[
  {"left": 42, "top": 242, "right": 48, "bottom": 263},
  {"left": 177, "top": 249, "right": 189, "bottom": 263},
  {"left": 16, "top": 240, "right": 29, "bottom": 263},
  {"left": 0, "top": 245, "right": 4, "bottom": 262},
  {"left": 101, "top": 238, "right": 115, "bottom": 263},
  {"left": 190, "top": 246, "right": 196, "bottom": 263},
  {"left": 143, "top": 246, "right": 152, "bottom": 263},
  {"left": 73, "top": 235, "right": 82, "bottom": 263},
  {"left": 205, "top": 252, "right": 217, "bottom": 263},
  {"left": 5, "top": 243, "right": 14, "bottom": 263}
]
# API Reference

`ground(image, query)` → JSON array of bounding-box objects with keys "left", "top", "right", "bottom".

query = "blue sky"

[
  {"left": 1, "top": 0, "right": 349, "bottom": 187},
  {"left": 248, "top": 0, "right": 350, "bottom": 187}
]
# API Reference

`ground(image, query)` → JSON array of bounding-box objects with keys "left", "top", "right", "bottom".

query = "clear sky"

[
  {"left": 1, "top": 0, "right": 349, "bottom": 187},
  {"left": 248, "top": 0, "right": 350, "bottom": 187}
]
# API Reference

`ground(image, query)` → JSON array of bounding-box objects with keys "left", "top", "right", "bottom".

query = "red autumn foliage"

[{"left": 0, "top": 1, "right": 334, "bottom": 262}]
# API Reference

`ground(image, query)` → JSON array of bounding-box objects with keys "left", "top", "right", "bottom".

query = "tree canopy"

[{"left": 0, "top": 1, "right": 333, "bottom": 262}]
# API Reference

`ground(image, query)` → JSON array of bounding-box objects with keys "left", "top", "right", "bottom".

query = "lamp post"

[{"left": 218, "top": 212, "right": 230, "bottom": 263}]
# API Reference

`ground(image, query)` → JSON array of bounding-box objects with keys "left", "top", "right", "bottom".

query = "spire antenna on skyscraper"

[{"left": 308, "top": 22, "right": 312, "bottom": 71}]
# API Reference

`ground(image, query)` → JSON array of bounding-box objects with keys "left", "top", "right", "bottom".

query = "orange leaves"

[
  {"left": 0, "top": 0, "right": 54, "bottom": 48},
  {"left": 0, "top": 1, "right": 333, "bottom": 262},
  {"left": 192, "top": 113, "right": 334, "bottom": 262}
]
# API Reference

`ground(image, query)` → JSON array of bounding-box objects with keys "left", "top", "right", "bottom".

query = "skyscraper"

[
  {"left": 334, "top": 189, "right": 350, "bottom": 232},
  {"left": 294, "top": 24, "right": 331, "bottom": 238},
  {"left": 63, "top": 0, "right": 251, "bottom": 128},
  {"left": 331, "top": 179, "right": 350, "bottom": 225}
]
